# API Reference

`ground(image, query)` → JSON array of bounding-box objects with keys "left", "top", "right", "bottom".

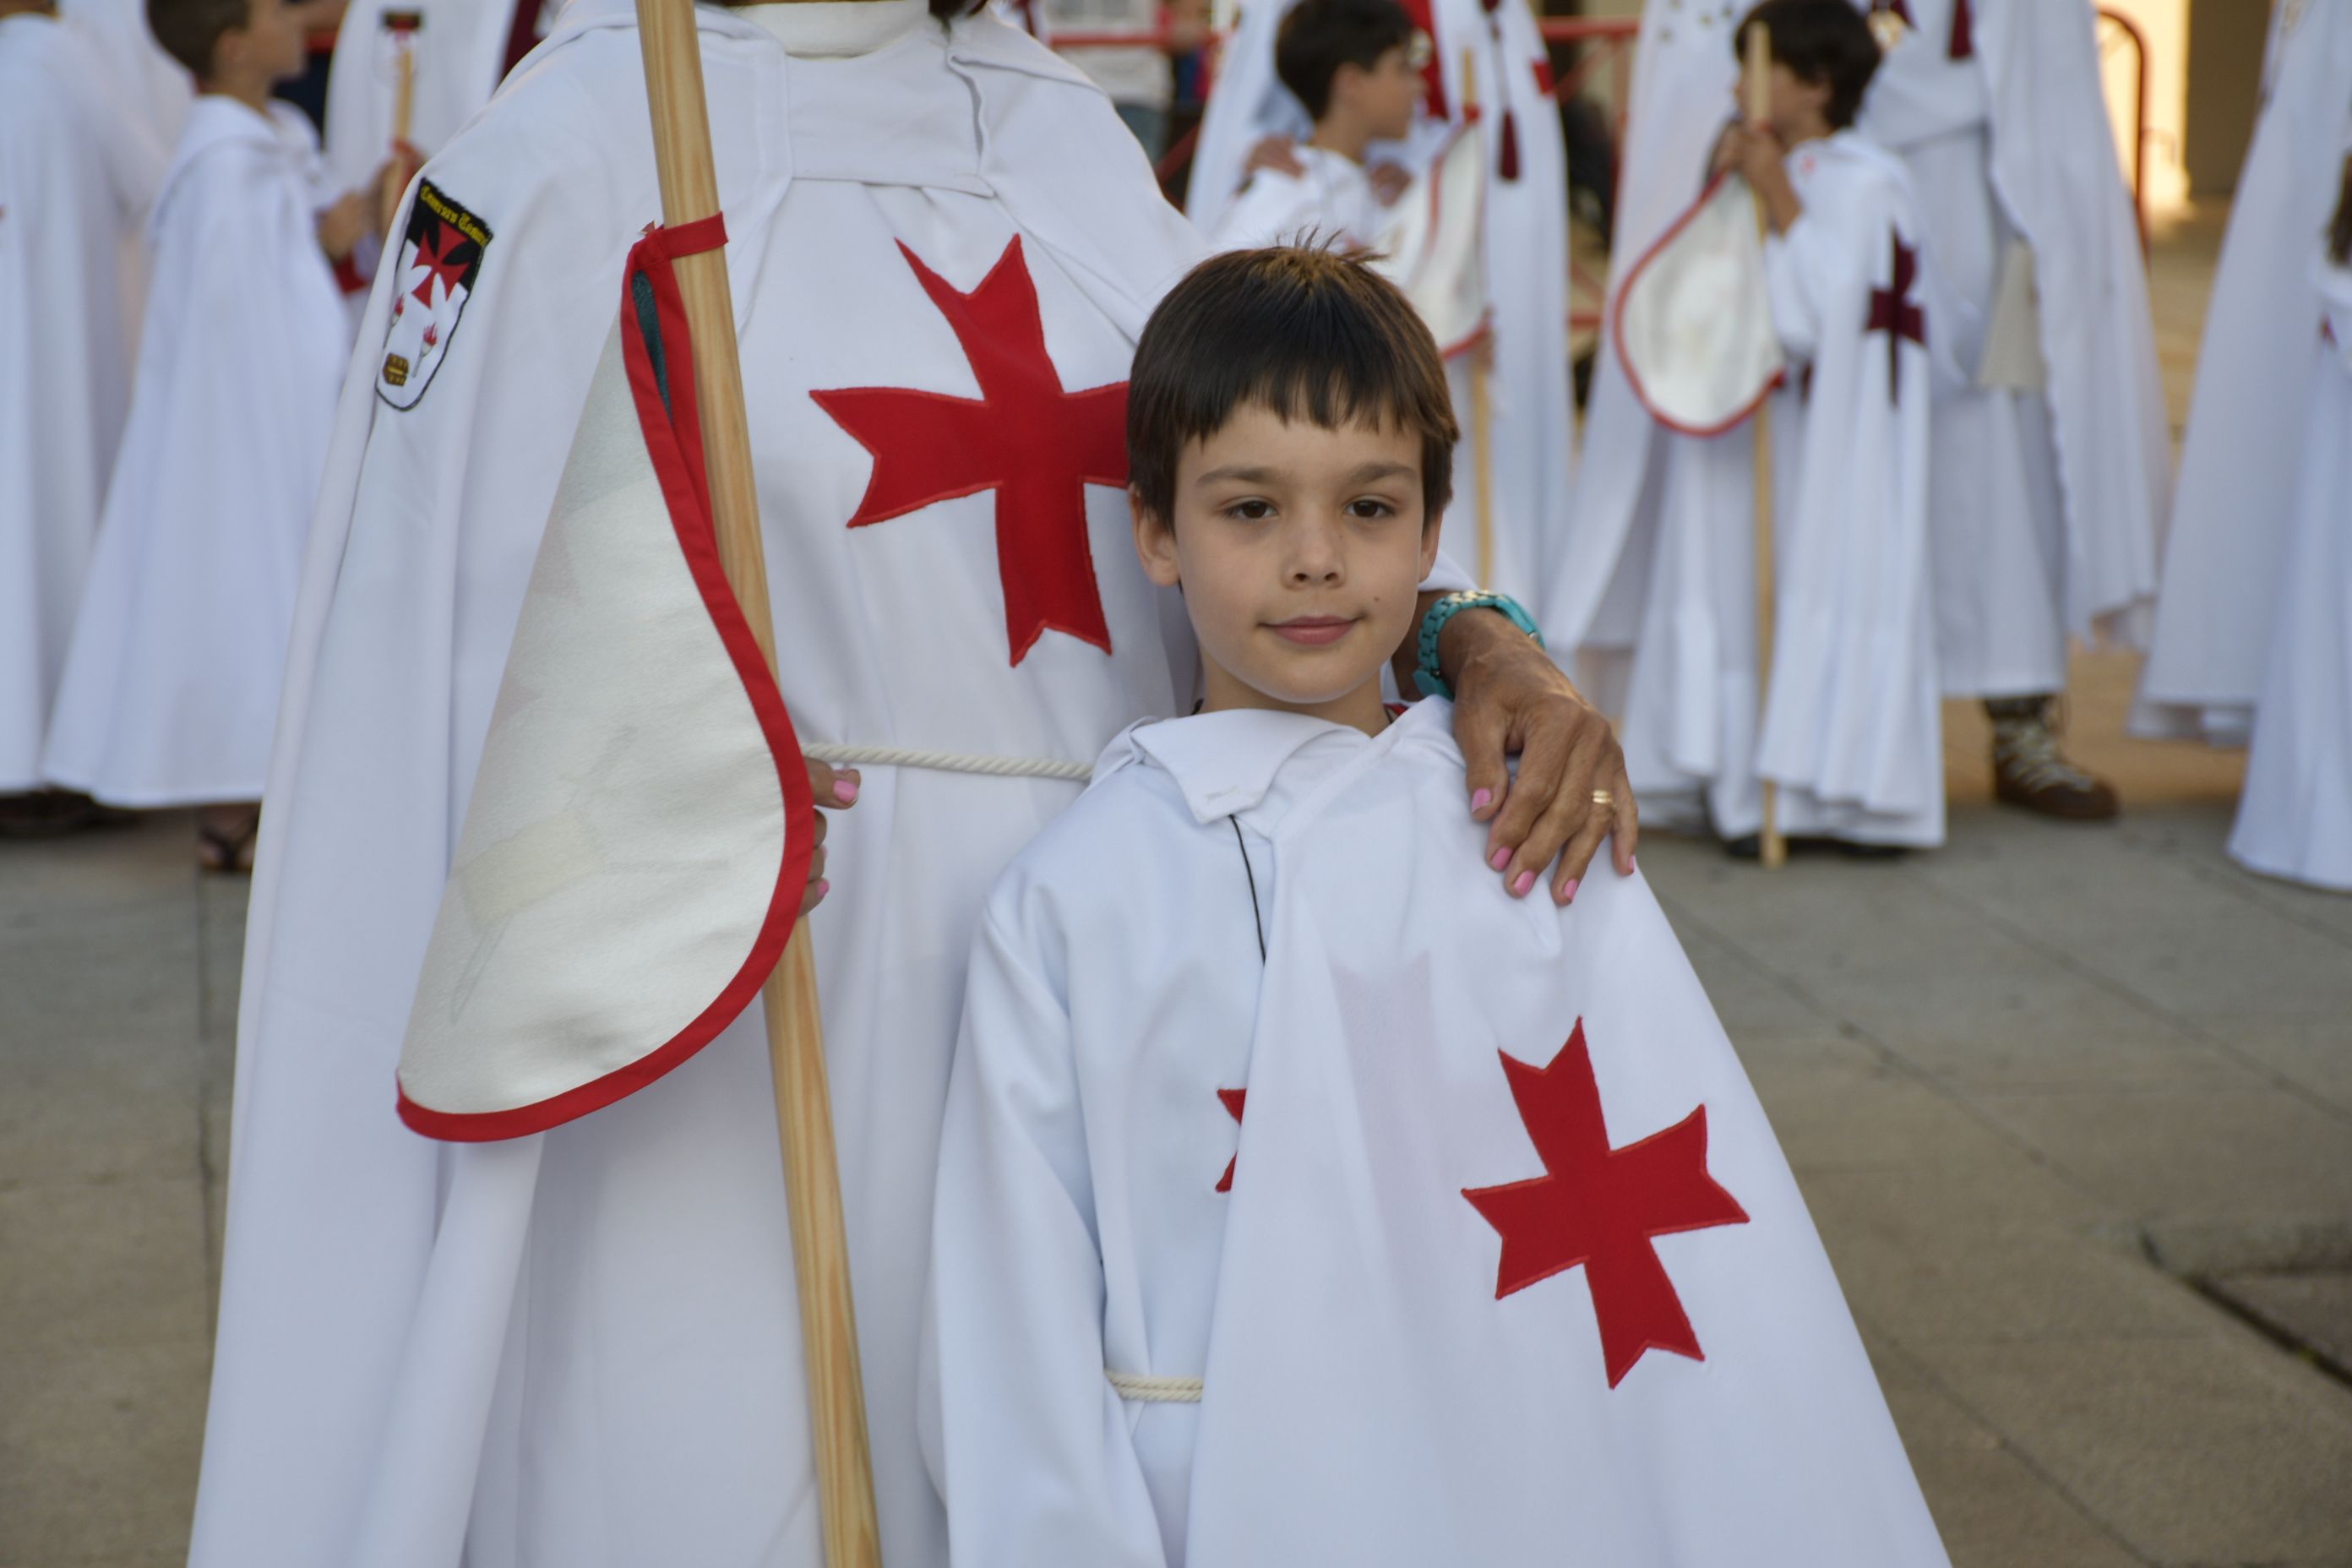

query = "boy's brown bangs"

[{"left": 1128, "top": 247, "right": 1459, "bottom": 526}]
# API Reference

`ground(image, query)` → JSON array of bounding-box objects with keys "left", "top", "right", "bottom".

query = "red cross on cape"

[
  {"left": 1462, "top": 1020, "right": 1749, "bottom": 1388},
  {"left": 1866, "top": 232, "right": 1926, "bottom": 404},
  {"left": 812, "top": 237, "right": 1128, "bottom": 667}
]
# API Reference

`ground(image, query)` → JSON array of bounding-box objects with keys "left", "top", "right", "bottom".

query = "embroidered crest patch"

[{"left": 377, "top": 179, "right": 491, "bottom": 410}]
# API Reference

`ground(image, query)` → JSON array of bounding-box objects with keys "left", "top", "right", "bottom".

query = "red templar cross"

[
  {"left": 1462, "top": 1020, "right": 1749, "bottom": 1388},
  {"left": 1866, "top": 233, "right": 1926, "bottom": 404},
  {"left": 812, "top": 237, "right": 1129, "bottom": 666}
]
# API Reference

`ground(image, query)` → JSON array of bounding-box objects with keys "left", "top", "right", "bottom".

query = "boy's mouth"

[{"left": 1266, "top": 616, "right": 1358, "bottom": 647}]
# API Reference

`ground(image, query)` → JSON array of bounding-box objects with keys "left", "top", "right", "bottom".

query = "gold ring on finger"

[{"left": 1591, "top": 790, "right": 1614, "bottom": 808}]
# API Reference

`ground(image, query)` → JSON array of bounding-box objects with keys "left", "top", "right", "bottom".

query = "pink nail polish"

[
  {"left": 814, "top": 879, "right": 830, "bottom": 898},
  {"left": 1511, "top": 869, "right": 1536, "bottom": 896},
  {"left": 1471, "top": 788, "right": 1493, "bottom": 813},
  {"left": 833, "top": 778, "right": 859, "bottom": 805},
  {"left": 1629, "top": 854, "right": 1637, "bottom": 873},
  {"left": 1489, "top": 847, "right": 1511, "bottom": 872},
  {"left": 1561, "top": 879, "right": 1579, "bottom": 904}
]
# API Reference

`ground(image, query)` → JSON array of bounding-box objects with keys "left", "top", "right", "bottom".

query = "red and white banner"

[{"left": 1614, "top": 171, "right": 1786, "bottom": 436}]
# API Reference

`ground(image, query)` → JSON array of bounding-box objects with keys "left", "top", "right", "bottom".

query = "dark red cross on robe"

[
  {"left": 1213, "top": 1088, "right": 1247, "bottom": 1194},
  {"left": 1866, "top": 233, "right": 1926, "bottom": 404}
]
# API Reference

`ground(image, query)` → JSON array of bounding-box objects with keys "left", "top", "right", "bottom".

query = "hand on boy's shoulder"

[{"left": 1242, "top": 133, "right": 1308, "bottom": 186}]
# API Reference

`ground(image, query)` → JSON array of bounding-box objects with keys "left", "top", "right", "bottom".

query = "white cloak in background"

[
  {"left": 188, "top": 7, "right": 1259, "bottom": 1565},
  {"left": 42, "top": 99, "right": 350, "bottom": 807},
  {"left": 58, "top": 0, "right": 189, "bottom": 153},
  {"left": 1206, "top": 142, "right": 1383, "bottom": 248},
  {"left": 925, "top": 709, "right": 1323, "bottom": 1568},
  {"left": 1179, "top": 704, "right": 1943, "bottom": 1564},
  {"left": 1185, "top": 0, "right": 1571, "bottom": 603},
  {"left": 324, "top": 0, "right": 530, "bottom": 194},
  {"left": 2229, "top": 254, "right": 2352, "bottom": 892},
  {"left": 1539, "top": 0, "right": 1740, "bottom": 673},
  {"left": 2135, "top": 0, "right": 2352, "bottom": 743},
  {"left": 1860, "top": 0, "right": 2168, "bottom": 696},
  {"left": 0, "top": 13, "right": 166, "bottom": 791},
  {"left": 1616, "top": 134, "right": 1941, "bottom": 847}
]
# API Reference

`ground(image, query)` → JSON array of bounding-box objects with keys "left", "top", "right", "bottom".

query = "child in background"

[
  {"left": 923, "top": 246, "right": 1948, "bottom": 1567},
  {"left": 1209, "top": 0, "right": 1424, "bottom": 250},
  {"left": 40, "top": 0, "right": 385, "bottom": 868}
]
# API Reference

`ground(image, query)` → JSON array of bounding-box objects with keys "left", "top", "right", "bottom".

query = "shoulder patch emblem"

[{"left": 377, "top": 179, "right": 492, "bottom": 410}]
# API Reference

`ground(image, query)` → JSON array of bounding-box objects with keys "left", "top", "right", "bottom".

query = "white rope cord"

[
  {"left": 800, "top": 742, "right": 1092, "bottom": 783},
  {"left": 1104, "top": 1370, "right": 1204, "bottom": 1404}
]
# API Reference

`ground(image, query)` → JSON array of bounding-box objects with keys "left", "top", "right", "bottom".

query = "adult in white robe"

[
  {"left": 929, "top": 701, "right": 1949, "bottom": 1565},
  {"left": 59, "top": 0, "right": 190, "bottom": 152},
  {"left": 2228, "top": 234, "right": 2352, "bottom": 892},
  {"left": 0, "top": 6, "right": 166, "bottom": 803},
  {"left": 1615, "top": 131, "right": 1941, "bottom": 850},
  {"left": 2134, "top": 0, "right": 2352, "bottom": 744},
  {"left": 1859, "top": 0, "right": 2167, "bottom": 816},
  {"left": 1186, "top": 0, "right": 1571, "bottom": 603},
  {"left": 41, "top": 97, "right": 351, "bottom": 810},
  {"left": 323, "top": 0, "right": 533, "bottom": 196},
  {"left": 190, "top": 3, "right": 1623, "bottom": 1560}
]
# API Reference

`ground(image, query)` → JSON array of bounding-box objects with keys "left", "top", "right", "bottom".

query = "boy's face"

[
  {"left": 1133, "top": 401, "right": 1439, "bottom": 721},
  {"left": 219, "top": 0, "right": 306, "bottom": 86},
  {"left": 1340, "top": 42, "right": 1424, "bottom": 144},
  {"left": 1731, "top": 57, "right": 1834, "bottom": 144}
]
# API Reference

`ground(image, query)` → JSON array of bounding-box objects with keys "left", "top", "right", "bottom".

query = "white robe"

[
  {"left": 1860, "top": 0, "right": 2169, "bottom": 696},
  {"left": 1185, "top": 0, "right": 1572, "bottom": 604},
  {"left": 324, "top": 0, "right": 528, "bottom": 195},
  {"left": 2134, "top": 0, "right": 2352, "bottom": 743},
  {"left": 2228, "top": 256, "right": 2352, "bottom": 892},
  {"left": 41, "top": 99, "right": 351, "bottom": 808},
  {"left": 58, "top": 0, "right": 189, "bottom": 154},
  {"left": 0, "top": 13, "right": 166, "bottom": 791},
  {"left": 1616, "top": 134, "right": 1941, "bottom": 847},
  {"left": 1207, "top": 143, "right": 1382, "bottom": 249},
  {"left": 185, "top": 6, "right": 1399, "bottom": 1565},
  {"left": 929, "top": 699, "right": 1949, "bottom": 1565}
]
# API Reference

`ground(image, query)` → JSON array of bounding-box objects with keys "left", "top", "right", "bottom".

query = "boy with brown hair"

[
  {"left": 923, "top": 245, "right": 1946, "bottom": 1566},
  {"left": 38, "top": 0, "right": 390, "bottom": 866}
]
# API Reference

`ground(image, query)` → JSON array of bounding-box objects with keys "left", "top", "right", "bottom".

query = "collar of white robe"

[{"left": 741, "top": 0, "right": 926, "bottom": 57}]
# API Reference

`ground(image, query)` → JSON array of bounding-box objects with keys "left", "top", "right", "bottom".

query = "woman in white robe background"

[
  {"left": 2134, "top": 0, "right": 2352, "bottom": 746},
  {"left": 2228, "top": 155, "right": 2352, "bottom": 894},
  {"left": 0, "top": 0, "right": 166, "bottom": 828}
]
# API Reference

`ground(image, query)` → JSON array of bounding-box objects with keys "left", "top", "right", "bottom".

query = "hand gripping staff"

[
  {"left": 632, "top": 0, "right": 884, "bottom": 1559},
  {"left": 1741, "top": 19, "right": 1787, "bottom": 871}
]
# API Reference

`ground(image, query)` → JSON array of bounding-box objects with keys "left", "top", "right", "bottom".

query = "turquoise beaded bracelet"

[{"left": 1414, "top": 591, "right": 1544, "bottom": 700}]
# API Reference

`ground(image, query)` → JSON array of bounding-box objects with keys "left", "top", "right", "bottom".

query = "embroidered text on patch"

[{"left": 377, "top": 179, "right": 493, "bottom": 411}]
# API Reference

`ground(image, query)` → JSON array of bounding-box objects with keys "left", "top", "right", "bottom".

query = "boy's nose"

[{"left": 1286, "top": 521, "right": 1347, "bottom": 584}]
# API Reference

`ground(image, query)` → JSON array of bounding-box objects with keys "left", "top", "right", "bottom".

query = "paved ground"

[{"left": 4, "top": 214, "right": 2348, "bottom": 1565}]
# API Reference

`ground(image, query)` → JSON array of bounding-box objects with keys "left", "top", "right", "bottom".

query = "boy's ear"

[
  {"left": 1130, "top": 485, "right": 1183, "bottom": 589},
  {"left": 1418, "top": 508, "right": 1443, "bottom": 583}
]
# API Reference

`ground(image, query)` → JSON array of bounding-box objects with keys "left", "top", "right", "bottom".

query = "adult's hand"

[
  {"left": 1242, "top": 134, "right": 1306, "bottom": 182},
  {"left": 1368, "top": 160, "right": 1411, "bottom": 204},
  {"left": 799, "top": 759, "right": 860, "bottom": 917},
  {"left": 1439, "top": 610, "right": 1638, "bottom": 901}
]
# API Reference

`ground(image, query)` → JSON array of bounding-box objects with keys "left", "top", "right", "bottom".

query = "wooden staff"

[
  {"left": 381, "top": 12, "right": 421, "bottom": 235},
  {"left": 1744, "top": 21, "right": 1786, "bottom": 870},
  {"left": 1461, "top": 48, "right": 1496, "bottom": 587},
  {"left": 632, "top": 1, "right": 882, "bottom": 1563}
]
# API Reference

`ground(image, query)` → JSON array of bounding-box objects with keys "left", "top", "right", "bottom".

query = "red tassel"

[
  {"left": 1948, "top": 0, "right": 1974, "bottom": 58},
  {"left": 1498, "top": 106, "right": 1520, "bottom": 182}
]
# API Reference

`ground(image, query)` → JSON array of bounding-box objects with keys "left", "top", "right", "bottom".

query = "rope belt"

[
  {"left": 799, "top": 742, "right": 1092, "bottom": 783},
  {"left": 1104, "top": 1370, "right": 1204, "bottom": 1404}
]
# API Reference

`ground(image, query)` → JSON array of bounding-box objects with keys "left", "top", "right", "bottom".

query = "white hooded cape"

[
  {"left": 1859, "top": 0, "right": 2169, "bottom": 694},
  {"left": 42, "top": 99, "right": 351, "bottom": 807},
  {"left": 0, "top": 12, "right": 162, "bottom": 790},
  {"left": 1201, "top": 705, "right": 1945, "bottom": 1563},
  {"left": 188, "top": 7, "right": 1219, "bottom": 1565},
  {"left": 2228, "top": 253, "right": 2352, "bottom": 892},
  {"left": 2134, "top": 0, "right": 2352, "bottom": 743},
  {"left": 1186, "top": 0, "right": 1571, "bottom": 604}
]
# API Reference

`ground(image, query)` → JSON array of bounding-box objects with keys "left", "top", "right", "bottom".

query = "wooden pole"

[
  {"left": 382, "top": 16, "right": 418, "bottom": 235},
  {"left": 631, "top": 3, "right": 883, "bottom": 1563},
  {"left": 1462, "top": 48, "right": 1495, "bottom": 587},
  {"left": 1744, "top": 22, "right": 1786, "bottom": 871}
]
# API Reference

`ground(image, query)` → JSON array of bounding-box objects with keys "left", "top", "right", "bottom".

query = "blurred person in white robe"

[
  {"left": 2228, "top": 152, "right": 2352, "bottom": 894},
  {"left": 2134, "top": 0, "right": 2352, "bottom": 746},
  {"left": 0, "top": 0, "right": 168, "bottom": 834},
  {"left": 183, "top": 1, "right": 1635, "bottom": 1561},
  {"left": 60, "top": 0, "right": 191, "bottom": 150},
  {"left": 323, "top": 0, "right": 542, "bottom": 205},
  {"left": 39, "top": 0, "right": 384, "bottom": 865},
  {"left": 928, "top": 243, "right": 1944, "bottom": 1568},
  {"left": 1187, "top": 0, "right": 1571, "bottom": 604},
  {"left": 1858, "top": 0, "right": 2168, "bottom": 820}
]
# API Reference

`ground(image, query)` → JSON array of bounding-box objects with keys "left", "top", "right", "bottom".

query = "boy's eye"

[
  {"left": 1226, "top": 498, "right": 1277, "bottom": 522},
  {"left": 1346, "top": 498, "right": 1397, "bottom": 520}
]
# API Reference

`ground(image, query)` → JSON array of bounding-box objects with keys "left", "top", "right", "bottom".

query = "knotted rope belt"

[
  {"left": 799, "top": 742, "right": 1093, "bottom": 783},
  {"left": 1104, "top": 1370, "right": 1204, "bottom": 1404}
]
